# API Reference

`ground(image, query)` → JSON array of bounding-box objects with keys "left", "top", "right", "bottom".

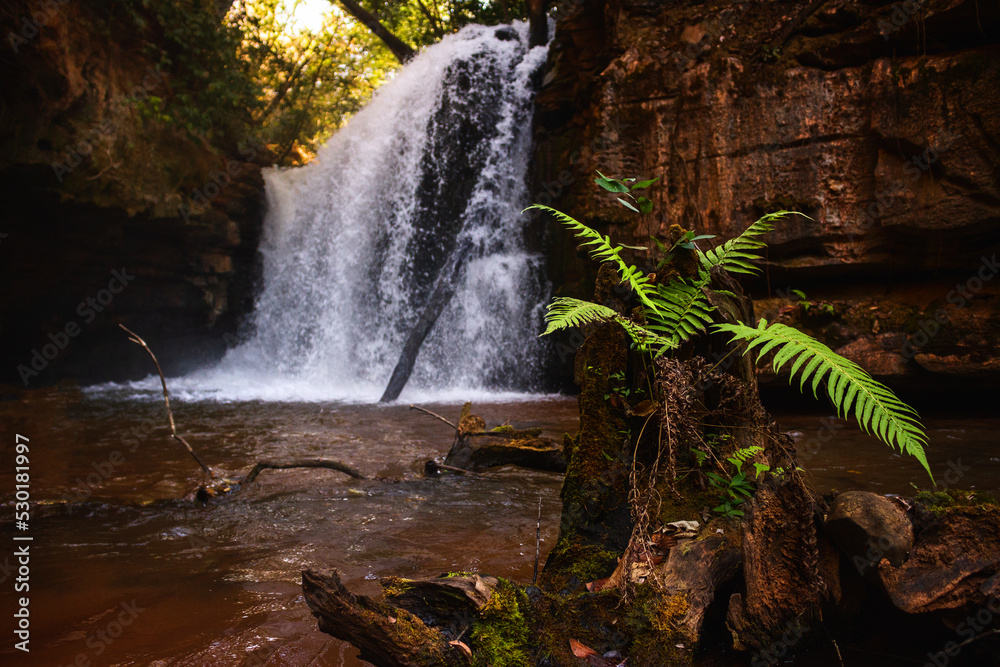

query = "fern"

[
  {"left": 713, "top": 319, "right": 931, "bottom": 478},
  {"left": 525, "top": 204, "right": 661, "bottom": 314},
  {"left": 699, "top": 211, "right": 805, "bottom": 275},
  {"left": 645, "top": 278, "right": 715, "bottom": 345},
  {"left": 728, "top": 445, "right": 764, "bottom": 473},
  {"left": 542, "top": 297, "right": 617, "bottom": 335},
  {"left": 541, "top": 297, "right": 676, "bottom": 355}
]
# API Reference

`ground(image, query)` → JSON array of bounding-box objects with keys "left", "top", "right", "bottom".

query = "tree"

[{"left": 331, "top": 0, "right": 416, "bottom": 63}]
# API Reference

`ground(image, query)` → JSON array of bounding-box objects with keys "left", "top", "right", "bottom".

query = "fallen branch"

[
  {"left": 408, "top": 404, "right": 458, "bottom": 430},
  {"left": 424, "top": 460, "right": 479, "bottom": 476},
  {"left": 119, "top": 324, "right": 214, "bottom": 477},
  {"left": 303, "top": 569, "right": 471, "bottom": 667},
  {"left": 242, "top": 458, "right": 367, "bottom": 484}
]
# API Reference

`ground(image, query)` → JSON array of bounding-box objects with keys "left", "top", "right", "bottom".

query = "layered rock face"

[
  {"left": 0, "top": 0, "right": 263, "bottom": 385},
  {"left": 533, "top": 0, "right": 1000, "bottom": 400}
]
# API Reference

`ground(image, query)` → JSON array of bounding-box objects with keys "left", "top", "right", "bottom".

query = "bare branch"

[
  {"left": 242, "top": 458, "right": 366, "bottom": 485},
  {"left": 408, "top": 404, "right": 458, "bottom": 430},
  {"left": 119, "top": 324, "right": 214, "bottom": 477}
]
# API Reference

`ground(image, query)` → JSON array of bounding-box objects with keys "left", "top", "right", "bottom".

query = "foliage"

[
  {"left": 532, "top": 173, "right": 931, "bottom": 479},
  {"left": 114, "top": 0, "right": 395, "bottom": 163},
  {"left": 363, "top": 0, "right": 529, "bottom": 47},
  {"left": 714, "top": 319, "right": 931, "bottom": 476},
  {"left": 527, "top": 205, "right": 661, "bottom": 315},
  {"left": 699, "top": 211, "right": 794, "bottom": 275}
]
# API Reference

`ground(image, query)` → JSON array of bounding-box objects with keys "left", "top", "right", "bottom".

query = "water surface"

[{"left": 1, "top": 387, "right": 995, "bottom": 665}]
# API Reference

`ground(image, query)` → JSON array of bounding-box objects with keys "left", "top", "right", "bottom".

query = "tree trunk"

[
  {"left": 379, "top": 238, "right": 472, "bottom": 402},
  {"left": 528, "top": 0, "right": 548, "bottom": 48},
  {"left": 334, "top": 0, "right": 416, "bottom": 64}
]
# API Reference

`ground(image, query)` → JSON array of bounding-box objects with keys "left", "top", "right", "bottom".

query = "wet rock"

[
  {"left": 879, "top": 496, "right": 1000, "bottom": 617},
  {"left": 825, "top": 490, "right": 914, "bottom": 575}
]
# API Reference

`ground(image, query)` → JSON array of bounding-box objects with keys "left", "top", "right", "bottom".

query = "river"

[{"left": 1, "top": 385, "right": 996, "bottom": 665}]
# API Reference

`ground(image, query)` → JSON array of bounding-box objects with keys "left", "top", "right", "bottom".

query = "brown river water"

[{"left": 1, "top": 384, "right": 997, "bottom": 666}]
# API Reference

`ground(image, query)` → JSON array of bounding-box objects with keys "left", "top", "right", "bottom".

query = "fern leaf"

[
  {"left": 699, "top": 211, "right": 807, "bottom": 275},
  {"left": 540, "top": 296, "right": 676, "bottom": 356},
  {"left": 645, "top": 280, "right": 715, "bottom": 344},
  {"left": 525, "top": 204, "right": 661, "bottom": 314},
  {"left": 713, "top": 319, "right": 932, "bottom": 479},
  {"left": 541, "top": 297, "right": 617, "bottom": 336}
]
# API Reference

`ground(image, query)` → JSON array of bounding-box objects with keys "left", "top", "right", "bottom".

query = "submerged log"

[
  {"left": 303, "top": 569, "right": 471, "bottom": 667},
  {"left": 411, "top": 401, "right": 568, "bottom": 473}
]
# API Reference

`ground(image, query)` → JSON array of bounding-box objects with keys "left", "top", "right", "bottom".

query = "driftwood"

[
  {"left": 410, "top": 401, "right": 567, "bottom": 473},
  {"left": 121, "top": 325, "right": 366, "bottom": 498},
  {"left": 303, "top": 569, "right": 471, "bottom": 667},
  {"left": 242, "top": 459, "right": 366, "bottom": 484},
  {"left": 383, "top": 573, "right": 499, "bottom": 631},
  {"left": 409, "top": 404, "right": 458, "bottom": 429},
  {"left": 445, "top": 432, "right": 566, "bottom": 473}
]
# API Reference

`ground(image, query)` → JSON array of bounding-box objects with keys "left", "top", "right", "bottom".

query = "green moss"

[
  {"left": 380, "top": 577, "right": 414, "bottom": 597},
  {"left": 625, "top": 587, "right": 694, "bottom": 665},
  {"left": 540, "top": 532, "right": 620, "bottom": 592},
  {"left": 915, "top": 489, "right": 999, "bottom": 515},
  {"left": 471, "top": 579, "right": 532, "bottom": 667}
]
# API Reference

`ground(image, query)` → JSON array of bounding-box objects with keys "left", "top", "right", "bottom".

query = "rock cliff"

[
  {"left": 532, "top": 0, "right": 1000, "bottom": 402},
  {"left": 0, "top": 0, "right": 264, "bottom": 385}
]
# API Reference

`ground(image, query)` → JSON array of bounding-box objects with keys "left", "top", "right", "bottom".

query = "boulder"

[{"left": 825, "top": 490, "right": 914, "bottom": 577}]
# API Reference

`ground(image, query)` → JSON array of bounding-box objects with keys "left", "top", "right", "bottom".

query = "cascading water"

[{"left": 199, "top": 22, "right": 550, "bottom": 402}]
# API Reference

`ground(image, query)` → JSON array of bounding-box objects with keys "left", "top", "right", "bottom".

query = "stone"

[
  {"left": 825, "top": 491, "right": 914, "bottom": 575},
  {"left": 532, "top": 0, "right": 1000, "bottom": 394}
]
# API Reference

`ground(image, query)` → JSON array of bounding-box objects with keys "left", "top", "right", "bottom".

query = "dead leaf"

[
  {"left": 387, "top": 615, "right": 396, "bottom": 624},
  {"left": 570, "top": 639, "right": 597, "bottom": 658},
  {"left": 628, "top": 400, "right": 658, "bottom": 417},
  {"left": 585, "top": 577, "right": 611, "bottom": 593},
  {"left": 449, "top": 640, "right": 472, "bottom": 658}
]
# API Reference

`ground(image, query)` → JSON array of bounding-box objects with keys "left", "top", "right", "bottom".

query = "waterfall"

[{"left": 200, "top": 23, "right": 550, "bottom": 402}]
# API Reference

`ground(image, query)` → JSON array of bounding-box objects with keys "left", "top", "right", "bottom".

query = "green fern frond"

[
  {"left": 525, "top": 204, "right": 661, "bottom": 314},
  {"left": 699, "top": 211, "right": 806, "bottom": 275},
  {"left": 616, "top": 317, "right": 679, "bottom": 356},
  {"left": 541, "top": 297, "right": 617, "bottom": 336},
  {"left": 540, "top": 297, "right": 677, "bottom": 356},
  {"left": 645, "top": 280, "right": 715, "bottom": 344},
  {"left": 713, "top": 319, "right": 931, "bottom": 478},
  {"left": 729, "top": 446, "right": 764, "bottom": 466}
]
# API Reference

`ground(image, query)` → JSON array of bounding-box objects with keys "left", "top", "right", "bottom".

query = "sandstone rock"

[
  {"left": 880, "top": 500, "right": 1000, "bottom": 616},
  {"left": 825, "top": 491, "right": 914, "bottom": 576},
  {"left": 533, "top": 0, "right": 1000, "bottom": 394}
]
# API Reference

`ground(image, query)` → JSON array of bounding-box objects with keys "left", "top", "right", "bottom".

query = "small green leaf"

[
  {"left": 631, "top": 177, "right": 660, "bottom": 190},
  {"left": 595, "top": 171, "right": 630, "bottom": 193},
  {"left": 618, "top": 197, "right": 640, "bottom": 213}
]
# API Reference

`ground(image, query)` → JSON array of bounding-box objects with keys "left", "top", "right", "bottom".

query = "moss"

[
  {"left": 539, "top": 530, "right": 621, "bottom": 593},
  {"left": 533, "top": 587, "right": 629, "bottom": 665},
  {"left": 625, "top": 587, "right": 695, "bottom": 665},
  {"left": 915, "top": 489, "right": 999, "bottom": 516},
  {"left": 470, "top": 579, "right": 532, "bottom": 667},
  {"left": 489, "top": 425, "right": 515, "bottom": 434},
  {"left": 380, "top": 577, "right": 415, "bottom": 598}
]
